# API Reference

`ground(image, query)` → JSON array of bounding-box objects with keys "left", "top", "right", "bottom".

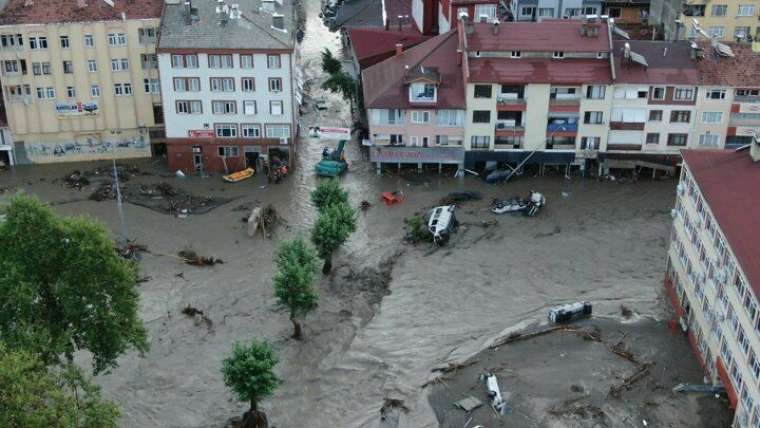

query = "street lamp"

[{"left": 110, "top": 129, "right": 128, "bottom": 245}]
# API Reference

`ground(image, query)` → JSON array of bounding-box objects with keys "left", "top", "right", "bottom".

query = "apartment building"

[
  {"left": 509, "top": 0, "right": 602, "bottom": 21},
  {"left": 651, "top": 0, "right": 760, "bottom": 41},
  {"left": 665, "top": 144, "right": 760, "bottom": 427},
  {"left": 158, "top": 0, "right": 298, "bottom": 174},
  {"left": 362, "top": 31, "right": 466, "bottom": 171},
  {"left": 0, "top": 0, "right": 163, "bottom": 164}
]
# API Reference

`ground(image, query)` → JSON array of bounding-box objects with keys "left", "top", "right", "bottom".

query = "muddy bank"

[{"left": 428, "top": 317, "right": 732, "bottom": 428}]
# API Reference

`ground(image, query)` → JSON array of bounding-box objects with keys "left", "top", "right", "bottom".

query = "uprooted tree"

[
  {"left": 273, "top": 238, "right": 319, "bottom": 340},
  {"left": 0, "top": 194, "right": 149, "bottom": 374},
  {"left": 311, "top": 202, "right": 357, "bottom": 274},
  {"left": 321, "top": 48, "right": 342, "bottom": 75},
  {"left": 221, "top": 338, "right": 280, "bottom": 428},
  {"left": 310, "top": 179, "right": 348, "bottom": 212},
  {"left": 0, "top": 343, "right": 120, "bottom": 428}
]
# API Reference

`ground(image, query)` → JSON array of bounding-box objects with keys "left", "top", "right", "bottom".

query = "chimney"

[
  {"left": 492, "top": 19, "right": 500, "bottom": 35},
  {"left": 272, "top": 13, "right": 285, "bottom": 31},
  {"left": 395, "top": 43, "right": 403, "bottom": 55}
]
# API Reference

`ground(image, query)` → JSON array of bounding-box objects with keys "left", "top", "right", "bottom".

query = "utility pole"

[{"left": 110, "top": 130, "right": 128, "bottom": 245}]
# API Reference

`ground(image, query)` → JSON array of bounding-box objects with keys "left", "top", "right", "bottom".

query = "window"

[
  {"left": 580, "top": 136, "right": 599, "bottom": 150},
  {"left": 173, "top": 77, "right": 201, "bottom": 92},
  {"left": 215, "top": 124, "right": 238, "bottom": 138},
  {"left": 409, "top": 82, "right": 436, "bottom": 102},
  {"left": 265, "top": 125, "right": 290, "bottom": 138},
  {"left": 270, "top": 100, "right": 284, "bottom": 115},
  {"left": 520, "top": 6, "right": 535, "bottom": 16},
  {"left": 472, "top": 110, "right": 491, "bottom": 123},
  {"left": 84, "top": 34, "right": 94, "bottom": 47},
  {"left": 702, "top": 112, "right": 723, "bottom": 123},
  {"left": 242, "top": 77, "right": 255, "bottom": 92},
  {"left": 470, "top": 136, "right": 490, "bottom": 149},
  {"left": 372, "top": 109, "right": 405, "bottom": 125},
  {"left": 674, "top": 87, "right": 695, "bottom": 101},
  {"left": 218, "top": 146, "right": 240, "bottom": 157},
  {"left": 267, "top": 54, "right": 281, "bottom": 69},
  {"left": 586, "top": 85, "right": 605, "bottom": 99},
  {"left": 646, "top": 133, "right": 660, "bottom": 144},
  {"left": 411, "top": 110, "right": 431, "bottom": 123},
  {"left": 29, "top": 36, "right": 47, "bottom": 49},
  {"left": 60, "top": 35, "right": 69, "bottom": 48},
  {"left": 268, "top": 77, "right": 283, "bottom": 92},
  {"left": 114, "top": 83, "right": 132, "bottom": 96},
  {"left": 108, "top": 32, "right": 126, "bottom": 46},
  {"left": 110, "top": 58, "right": 129, "bottom": 71},
  {"left": 176, "top": 100, "right": 203, "bottom": 114},
  {"left": 474, "top": 85, "right": 492, "bottom": 98},
  {"left": 538, "top": 7, "right": 554, "bottom": 17},
  {"left": 436, "top": 109, "right": 464, "bottom": 126},
  {"left": 171, "top": 54, "right": 199, "bottom": 68},
  {"left": 91, "top": 85, "right": 100, "bottom": 98},
  {"left": 670, "top": 110, "right": 691, "bottom": 123},
  {"left": 552, "top": 51, "right": 564, "bottom": 59},
  {"left": 243, "top": 100, "right": 257, "bottom": 115},
  {"left": 584, "top": 111, "right": 603, "bottom": 124},
  {"left": 734, "top": 26, "right": 751, "bottom": 39},
  {"left": 712, "top": 5, "right": 727, "bottom": 16},
  {"left": 210, "top": 77, "right": 235, "bottom": 92},
  {"left": 475, "top": 4, "right": 497, "bottom": 19},
  {"left": 87, "top": 60, "right": 97, "bottom": 72},
  {"left": 138, "top": 28, "right": 157, "bottom": 43},
  {"left": 736, "top": 89, "right": 760, "bottom": 97},
  {"left": 705, "top": 89, "right": 726, "bottom": 99},
  {"left": 208, "top": 54, "right": 233, "bottom": 69},
  {"left": 240, "top": 55, "right": 254, "bottom": 69},
  {"left": 6, "top": 84, "right": 30, "bottom": 100},
  {"left": 737, "top": 4, "right": 755, "bottom": 16},
  {"left": 667, "top": 133, "right": 688, "bottom": 146},
  {"left": 390, "top": 134, "right": 403, "bottom": 145},
  {"left": 144, "top": 78, "right": 160, "bottom": 94},
  {"left": 212, "top": 100, "right": 237, "bottom": 114},
  {"left": 66, "top": 86, "right": 76, "bottom": 98},
  {"left": 32, "top": 61, "right": 50, "bottom": 75},
  {"left": 141, "top": 54, "right": 158, "bottom": 69},
  {"left": 699, "top": 133, "right": 720, "bottom": 147},
  {"left": 649, "top": 110, "right": 663, "bottom": 121},
  {"left": 241, "top": 124, "right": 261, "bottom": 138},
  {"left": 708, "top": 26, "right": 725, "bottom": 38},
  {"left": 651, "top": 86, "right": 666, "bottom": 100},
  {"left": 0, "top": 34, "right": 23, "bottom": 48},
  {"left": 63, "top": 60, "right": 73, "bottom": 74},
  {"left": 607, "top": 7, "right": 621, "bottom": 17},
  {"left": 511, "top": 51, "right": 521, "bottom": 58}
]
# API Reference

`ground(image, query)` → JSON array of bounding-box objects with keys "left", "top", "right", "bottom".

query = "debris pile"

[
  {"left": 89, "top": 182, "right": 119, "bottom": 201},
  {"left": 403, "top": 214, "right": 433, "bottom": 244},
  {"left": 178, "top": 250, "right": 223, "bottom": 267},
  {"left": 115, "top": 240, "right": 147, "bottom": 261},
  {"left": 64, "top": 170, "right": 91, "bottom": 189},
  {"left": 246, "top": 204, "right": 279, "bottom": 238},
  {"left": 181, "top": 304, "right": 213, "bottom": 329},
  {"left": 439, "top": 191, "right": 481, "bottom": 206}
]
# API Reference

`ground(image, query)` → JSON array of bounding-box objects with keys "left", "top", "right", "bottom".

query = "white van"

[{"left": 428, "top": 205, "right": 458, "bottom": 245}]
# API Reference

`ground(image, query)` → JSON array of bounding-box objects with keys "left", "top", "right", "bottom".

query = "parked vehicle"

[
  {"left": 491, "top": 190, "right": 546, "bottom": 216},
  {"left": 428, "top": 205, "right": 457, "bottom": 245}
]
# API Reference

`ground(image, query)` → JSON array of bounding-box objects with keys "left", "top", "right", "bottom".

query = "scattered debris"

[
  {"left": 439, "top": 191, "right": 482, "bottom": 205},
  {"left": 246, "top": 204, "right": 279, "bottom": 238},
  {"left": 621, "top": 304, "right": 634, "bottom": 318},
  {"left": 548, "top": 301, "right": 593, "bottom": 324},
  {"left": 454, "top": 396, "right": 483, "bottom": 413},
  {"left": 481, "top": 372, "right": 509, "bottom": 415},
  {"left": 547, "top": 396, "right": 607, "bottom": 421},
  {"left": 381, "top": 191, "right": 404, "bottom": 206},
  {"left": 431, "top": 360, "right": 479, "bottom": 374},
  {"left": 609, "top": 364, "right": 651, "bottom": 398},
  {"left": 89, "top": 182, "right": 119, "bottom": 201},
  {"left": 181, "top": 304, "right": 213, "bottom": 329},
  {"left": 360, "top": 200, "right": 371, "bottom": 211},
  {"left": 64, "top": 170, "right": 90, "bottom": 189},
  {"left": 115, "top": 240, "right": 148, "bottom": 261},
  {"left": 178, "top": 250, "right": 224, "bottom": 267},
  {"left": 404, "top": 214, "right": 433, "bottom": 244},
  {"left": 672, "top": 383, "right": 726, "bottom": 394}
]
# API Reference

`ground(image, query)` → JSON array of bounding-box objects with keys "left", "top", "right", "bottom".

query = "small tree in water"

[
  {"left": 273, "top": 239, "right": 318, "bottom": 339},
  {"left": 311, "top": 202, "right": 356, "bottom": 274},
  {"left": 321, "top": 48, "right": 342, "bottom": 75},
  {"left": 310, "top": 179, "right": 348, "bottom": 212},
  {"left": 222, "top": 339, "right": 280, "bottom": 428}
]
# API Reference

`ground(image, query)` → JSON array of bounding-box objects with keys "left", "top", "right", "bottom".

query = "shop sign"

[{"left": 369, "top": 146, "right": 464, "bottom": 164}]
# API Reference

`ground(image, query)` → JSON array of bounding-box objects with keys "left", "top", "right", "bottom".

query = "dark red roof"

[
  {"left": 0, "top": 0, "right": 163, "bottom": 24},
  {"left": 681, "top": 149, "right": 760, "bottom": 298},
  {"left": 466, "top": 20, "right": 610, "bottom": 53},
  {"left": 348, "top": 27, "right": 430, "bottom": 69},
  {"left": 613, "top": 40, "right": 699, "bottom": 85},
  {"left": 362, "top": 30, "right": 465, "bottom": 109},
  {"left": 468, "top": 57, "right": 612, "bottom": 84},
  {"left": 696, "top": 42, "right": 760, "bottom": 88}
]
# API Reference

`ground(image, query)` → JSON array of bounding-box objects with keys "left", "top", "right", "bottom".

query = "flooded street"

[{"left": 0, "top": 2, "right": 685, "bottom": 427}]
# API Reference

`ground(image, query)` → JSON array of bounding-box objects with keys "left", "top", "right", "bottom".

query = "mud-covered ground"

[{"left": 0, "top": 0, "right": 723, "bottom": 426}]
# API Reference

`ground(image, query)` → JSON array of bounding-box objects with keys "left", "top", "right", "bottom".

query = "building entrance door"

[{"left": 192, "top": 146, "right": 203, "bottom": 172}]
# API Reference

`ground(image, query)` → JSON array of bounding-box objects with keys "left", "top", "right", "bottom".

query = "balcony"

[
  {"left": 734, "top": 95, "right": 760, "bottom": 103},
  {"left": 496, "top": 93, "right": 525, "bottom": 104},
  {"left": 546, "top": 136, "right": 576, "bottom": 150},
  {"left": 609, "top": 121, "right": 645, "bottom": 130},
  {"left": 607, "top": 143, "right": 642, "bottom": 151},
  {"left": 547, "top": 121, "right": 578, "bottom": 132},
  {"left": 495, "top": 136, "right": 523, "bottom": 149}
]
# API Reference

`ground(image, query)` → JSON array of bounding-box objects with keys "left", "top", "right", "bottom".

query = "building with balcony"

[
  {"left": 665, "top": 144, "right": 760, "bottom": 427},
  {"left": 157, "top": 0, "right": 298, "bottom": 174},
  {"left": 509, "top": 0, "right": 603, "bottom": 21},
  {"left": 0, "top": 0, "right": 164, "bottom": 164},
  {"left": 651, "top": 0, "right": 760, "bottom": 42}
]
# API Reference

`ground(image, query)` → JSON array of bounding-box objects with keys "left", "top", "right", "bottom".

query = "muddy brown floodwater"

[{"left": 0, "top": 2, "right": 696, "bottom": 427}]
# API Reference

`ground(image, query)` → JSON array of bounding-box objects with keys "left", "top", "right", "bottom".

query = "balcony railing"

[
  {"left": 609, "top": 121, "right": 645, "bottom": 130},
  {"left": 496, "top": 94, "right": 524, "bottom": 104},
  {"left": 547, "top": 122, "right": 578, "bottom": 132},
  {"left": 495, "top": 120, "right": 524, "bottom": 130},
  {"left": 734, "top": 95, "right": 760, "bottom": 103}
]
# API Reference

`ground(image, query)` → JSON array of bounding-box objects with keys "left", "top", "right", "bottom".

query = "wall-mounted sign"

[
  {"left": 188, "top": 130, "right": 215, "bottom": 138},
  {"left": 369, "top": 146, "right": 464, "bottom": 164},
  {"left": 55, "top": 101, "right": 98, "bottom": 116}
]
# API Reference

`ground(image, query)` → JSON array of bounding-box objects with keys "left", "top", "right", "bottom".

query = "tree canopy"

[
  {"left": 222, "top": 338, "right": 280, "bottom": 412},
  {"left": 0, "top": 194, "right": 149, "bottom": 374},
  {"left": 310, "top": 202, "right": 356, "bottom": 273},
  {"left": 310, "top": 179, "right": 348, "bottom": 212},
  {"left": 0, "top": 343, "right": 120, "bottom": 428},
  {"left": 321, "top": 48, "right": 342, "bottom": 75},
  {"left": 273, "top": 239, "right": 319, "bottom": 339}
]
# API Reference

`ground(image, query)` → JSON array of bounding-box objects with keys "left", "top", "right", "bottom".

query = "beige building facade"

[{"left": 0, "top": 0, "right": 163, "bottom": 164}]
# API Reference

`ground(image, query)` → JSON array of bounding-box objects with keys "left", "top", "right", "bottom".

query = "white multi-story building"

[
  {"left": 666, "top": 143, "right": 760, "bottom": 427},
  {"left": 158, "top": 0, "right": 298, "bottom": 174}
]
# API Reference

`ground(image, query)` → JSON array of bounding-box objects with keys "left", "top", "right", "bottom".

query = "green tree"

[
  {"left": 311, "top": 202, "right": 356, "bottom": 274},
  {"left": 322, "top": 71, "right": 356, "bottom": 103},
  {"left": 273, "top": 239, "right": 319, "bottom": 339},
  {"left": 321, "top": 48, "right": 342, "bottom": 75},
  {"left": 0, "top": 343, "right": 120, "bottom": 428},
  {"left": 0, "top": 194, "right": 148, "bottom": 374},
  {"left": 222, "top": 339, "right": 280, "bottom": 428},
  {"left": 310, "top": 179, "right": 348, "bottom": 212}
]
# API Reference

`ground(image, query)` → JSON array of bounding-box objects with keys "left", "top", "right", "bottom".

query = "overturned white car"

[{"left": 428, "top": 205, "right": 458, "bottom": 245}]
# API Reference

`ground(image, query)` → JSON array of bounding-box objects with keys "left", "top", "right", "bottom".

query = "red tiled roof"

[
  {"left": 696, "top": 42, "right": 760, "bottom": 88},
  {"left": 468, "top": 57, "right": 612, "bottom": 84},
  {"left": 681, "top": 149, "right": 760, "bottom": 298},
  {"left": 362, "top": 30, "right": 465, "bottom": 109},
  {"left": 348, "top": 27, "right": 430, "bottom": 69},
  {"left": 0, "top": 0, "right": 163, "bottom": 24},
  {"left": 613, "top": 40, "right": 699, "bottom": 85},
  {"left": 466, "top": 20, "right": 611, "bottom": 53}
]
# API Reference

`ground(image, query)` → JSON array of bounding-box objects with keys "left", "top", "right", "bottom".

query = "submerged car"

[{"left": 428, "top": 205, "right": 458, "bottom": 245}]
